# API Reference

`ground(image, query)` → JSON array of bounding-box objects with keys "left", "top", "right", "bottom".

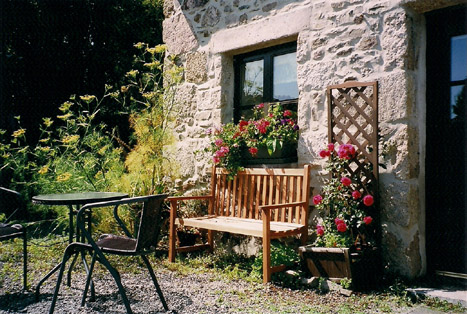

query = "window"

[
  {"left": 450, "top": 34, "right": 466, "bottom": 120},
  {"left": 234, "top": 42, "right": 298, "bottom": 121}
]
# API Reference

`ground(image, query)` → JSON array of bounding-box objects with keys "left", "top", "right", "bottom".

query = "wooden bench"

[{"left": 168, "top": 165, "right": 311, "bottom": 283}]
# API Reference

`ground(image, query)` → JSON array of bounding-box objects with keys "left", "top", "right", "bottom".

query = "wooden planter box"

[
  {"left": 243, "top": 143, "right": 297, "bottom": 165},
  {"left": 299, "top": 246, "right": 380, "bottom": 291}
]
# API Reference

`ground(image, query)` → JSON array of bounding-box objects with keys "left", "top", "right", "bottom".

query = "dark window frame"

[{"left": 233, "top": 42, "right": 298, "bottom": 122}]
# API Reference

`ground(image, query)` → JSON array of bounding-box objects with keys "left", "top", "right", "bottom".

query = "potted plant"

[
  {"left": 300, "top": 143, "right": 380, "bottom": 290},
  {"left": 205, "top": 103, "right": 299, "bottom": 177}
]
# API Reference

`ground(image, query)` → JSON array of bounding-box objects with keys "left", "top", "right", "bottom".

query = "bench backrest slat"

[{"left": 212, "top": 165, "right": 311, "bottom": 225}]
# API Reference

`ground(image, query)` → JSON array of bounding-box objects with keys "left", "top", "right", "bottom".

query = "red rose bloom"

[
  {"left": 327, "top": 143, "right": 335, "bottom": 151},
  {"left": 238, "top": 120, "right": 249, "bottom": 132},
  {"left": 363, "top": 216, "right": 373, "bottom": 225},
  {"left": 352, "top": 190, "right": 362, "bottom": 199},
  {"left": 337, "top": 222, "right": 347, "bottom": 232},
  {"left": 340, "top": 177, "right": 351, "bottom": 186},
  {"left": 334, "top": 217, "right": 344, "bottom": 225},
  {"left": 248, "top": 147, "right": 258, "bottom": 156},
  {"left": 283, "top": 110, "right": 292, "bottom": 117},
  {"left": 213, "top": 156, "right": 220, "bottom": 164},
  {"left": 313, "top": 194, "right": 323, "bottom": 205},
  {"left": 319, "top": 150, "right": 328, "bottom": 158},
  {"left": 363, "top": 195, "right": 374, "bottom": 206}
]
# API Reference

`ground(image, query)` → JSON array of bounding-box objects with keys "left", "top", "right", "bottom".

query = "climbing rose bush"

[{"left": 313, "top": 143, "right": 376, "bottom": 249}]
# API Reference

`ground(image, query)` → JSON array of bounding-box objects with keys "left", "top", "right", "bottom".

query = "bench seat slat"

[{"left": 176, "top": 216, "right": 303, "bottom": 238}]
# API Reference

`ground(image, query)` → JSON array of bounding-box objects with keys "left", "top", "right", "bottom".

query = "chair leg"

[
  {"left": 141, "top": 255, "right": 169, "bottom": 311},
  {"left": 98, "top": 255, "right": 133, "bottom": 314},
  {"left": 81, "top": 251, "right": 97, "bottom": 306},
  {"left": 22, "top": 230, "right": 27, "bottom": 291},
  {"left": 49, "top": 245, "right": 75, "bottom": 314}
]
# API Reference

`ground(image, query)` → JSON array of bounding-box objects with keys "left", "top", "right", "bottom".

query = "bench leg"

[
  {"left": 207, "top": 230, "right": 214, "bottom": 253},
  {"left": 262, "top": 235, "right": 271, "bottom": 283},
  {"left": 262, "top": 210, "right": 272, "bottom": 283},
  {"left": 168, "top": 201, "right": 176, "bottom": 262}
]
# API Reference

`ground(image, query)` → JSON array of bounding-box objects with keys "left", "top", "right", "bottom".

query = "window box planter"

[
  {"left": 299, "top": 245, "right": 380, "bottom": 291},
  {"left": 243, "top": 143, "right": 298, "bottom": 165}
]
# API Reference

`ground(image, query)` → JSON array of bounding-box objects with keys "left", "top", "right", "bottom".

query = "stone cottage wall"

[{"left": 162, "top": 0, "right": 464, "bottom": 279}]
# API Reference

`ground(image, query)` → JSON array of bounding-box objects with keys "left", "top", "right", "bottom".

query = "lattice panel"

[{"left": 327, "top": 81, "right": 379, "bottom": 196}]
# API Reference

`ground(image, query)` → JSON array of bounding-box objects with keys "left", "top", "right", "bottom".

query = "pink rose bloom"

[
  {"left": 340, "top": 177, "right": 351, "bottom": 186},
  {"left": 215, "top": 139, "right": 223, "bottom": 147},
  {"left": 283, "top": 110, "right": 292, "bottom": 117},
  {"left": 363, "top": 216, "right": 373, "bottom": 225},
  {"left": 313, "top": 194, "right": 323, "bottom": 205},
  {"left": 213, "top": 156, "right": 220, "bottom": 164},
  {"left": 249, "top": 147, "right": 258, "bottom": 156},
  {"left": 334, "top": 217, "right": 344, "bottom": 226},
  {"left": 352, "top": 190, "right": 362, "bottom": 199},
  {"left": 327, "top": 143, "right": 335, "bottom": 152},
  {"left": 220, "top": 146, "right": 229, "bottom": 154},
  {"left": 337, "top": 222, "right": 347, "bottom": 232},
  {"left": 363, "top": 195, "right": 374, "bottom": 206},
  {"left": 256, "top": 103, "right": 264, "bottom": 109},
  {"left": 316, "top": 225, "right": 325, "bottom": 236}
]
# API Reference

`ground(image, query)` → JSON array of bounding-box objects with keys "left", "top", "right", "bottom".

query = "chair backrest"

[
  {"left": 211, "top": 166, "right": 311, "bottom": 225},
  {"left": 135, "top": 194, "right": 168, "bottom": 252},
  {"left": 0, "top": 187, "right": 22, "bottom": 223}
]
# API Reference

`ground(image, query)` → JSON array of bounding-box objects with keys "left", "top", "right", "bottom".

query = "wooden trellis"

[{"left": 327, "top": 81, "right": 379, "bottom": 196}]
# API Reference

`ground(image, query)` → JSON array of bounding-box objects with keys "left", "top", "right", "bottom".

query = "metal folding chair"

[
  {"left": 0, "top": 187, "right": 27, "bottom": 291},
  {"left": 49, "top": 194, "right": 169, "bottom": 314}
]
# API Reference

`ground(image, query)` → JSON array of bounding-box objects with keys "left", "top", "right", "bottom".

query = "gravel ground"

[
  {"left": 2, "top": 259, "right": 464, "bottom": 314},
  {"left": 0, "top": 262, "right": 399, "bottom": 314}
]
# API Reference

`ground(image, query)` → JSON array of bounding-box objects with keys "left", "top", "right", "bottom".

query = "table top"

[{"left": 32, "top": 192, "right": 128, "bottom": 206}]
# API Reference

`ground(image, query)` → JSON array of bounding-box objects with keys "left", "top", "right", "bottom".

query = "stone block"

[
  {"left": 186, "top": 52, "right": 208, "bottom": 84},
  {"left": 201, "top": 6, "right": 221, "bottom": 27},
  {"left": 163, "top": 13, "right": 199, "bottom": 55},
  {"left": 379, "top": 72, "right": 410, "bottom": 121}
]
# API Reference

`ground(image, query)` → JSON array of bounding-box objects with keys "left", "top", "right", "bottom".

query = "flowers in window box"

[
  {"left": 313, "top": 143, "right": 376, "bottom": 249},
  {"left": 205, "top": 103, "right": 299, "bottom": 178}
]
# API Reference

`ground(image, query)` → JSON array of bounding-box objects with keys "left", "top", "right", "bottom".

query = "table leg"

[{"left": 68, "top": 205, "right": 74, "bottom": 244}]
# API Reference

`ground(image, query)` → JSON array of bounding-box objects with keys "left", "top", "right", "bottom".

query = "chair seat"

[
  {"left": 96, "top": 234, "right": 137, "bottom": 253},
  {"left": 0, "top": 223, "right": 25, "bottom": 239}
]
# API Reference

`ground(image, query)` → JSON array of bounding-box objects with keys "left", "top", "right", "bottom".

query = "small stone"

[
  {"left": 262, "top": 2, "right": 277, "bottom": 12},
  {"left": 354, "top": 14, "right": 364, "bottom": 24},
  {"left": 285, "top": 270, "right": 299, "bottom": 278},
  {"left": 201, "top": 6, "right": 221, "bottom": 27},
  {"left": 301, "top": 277, "right": 319, "bottom": 288},
  {"left": 239, "top": 13, "right": 248, "bottom": 24}
]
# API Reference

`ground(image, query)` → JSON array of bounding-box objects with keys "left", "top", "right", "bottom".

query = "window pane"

[
  {"left": 451, "top": 35, "right": 467, "bottom": 82},
  {"left": 451, "top": 84, "right": 465, "bottom": 119},
  {"left": 273, "top": 52, "right": 298, "bottom": 101},
  {"left": 241, "top": 59, "right": 263, "bottom": 107}
]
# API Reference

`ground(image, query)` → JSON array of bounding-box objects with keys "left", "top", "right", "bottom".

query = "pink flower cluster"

[
  {"left": 337, "top": 144, "right": 356, "bottom": 160},
  {"left": 254, "top": 119, "right": 270, "bottom": 134},
  {"left": 212, "top": 145, "right": 230, "bottom": 164},
  {"left": 316, "top": 225, "right": 325, "bottom": 236}
]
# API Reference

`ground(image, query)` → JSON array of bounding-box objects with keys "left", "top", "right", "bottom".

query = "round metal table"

[{"left": 32, "top": 191, "right": 128, "bottom": 300}]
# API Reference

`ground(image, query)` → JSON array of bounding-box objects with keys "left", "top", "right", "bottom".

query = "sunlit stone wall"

[{"left": 162, "top": 0, "right": 465, "bottom": 278}]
